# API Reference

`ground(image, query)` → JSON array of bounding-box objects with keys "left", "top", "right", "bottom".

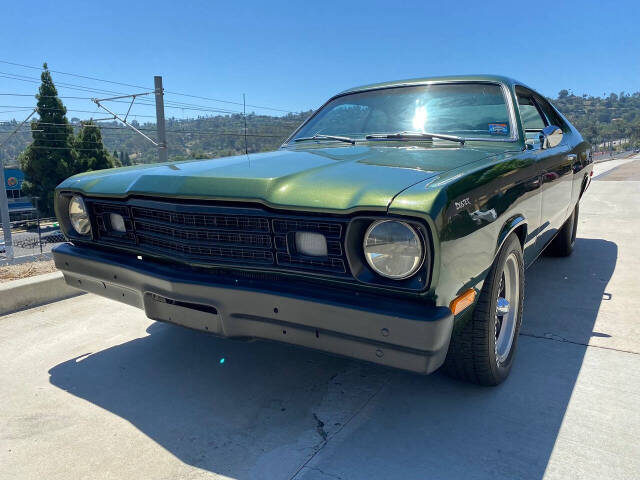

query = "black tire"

[
  {"left": 443, "top": 234, "right": 525, "bottom": 386},
  {"left": 545, "top": 203, "right": 579, "bottom": 257}
]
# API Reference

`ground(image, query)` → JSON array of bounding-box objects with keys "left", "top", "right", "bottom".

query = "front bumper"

[{"left": 53, "top": 243, "right": 453, "bottom": 374}]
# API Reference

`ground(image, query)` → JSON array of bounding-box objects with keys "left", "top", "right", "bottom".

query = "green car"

[{"left": 53, "top": 75, "right": 592, "bottom": 385}]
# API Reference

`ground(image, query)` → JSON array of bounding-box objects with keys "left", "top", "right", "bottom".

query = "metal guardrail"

[{"left": 593, "top": 150, "right": 638, "bottom": 163}]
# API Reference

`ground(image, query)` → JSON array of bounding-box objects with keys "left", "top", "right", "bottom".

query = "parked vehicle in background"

[{"left": 52, "top": 75, "right": 592, "bottom": 385}]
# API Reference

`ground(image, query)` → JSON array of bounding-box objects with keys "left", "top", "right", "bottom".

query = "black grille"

[
  {"left": 134, "top": 220, "right": 272, "bottom": 248},
  {"left": 137, "top": 233, "right": 274, "bottom": 265},
  {"left": 273, "top": 219, "right": 341, "bottom": 237},
  {"left": 90, "top": 200, "right": 349, "bottom": 276},
  {"left": 132, "top": 207, "right": 270, "bottom": 232}
]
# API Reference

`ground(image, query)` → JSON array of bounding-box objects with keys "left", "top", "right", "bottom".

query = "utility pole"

[
  {"left": 0, "top": 152, "right": 14, "bottom": 261},
  {"left": 0, "top": 108, "right": 35, "bottom": 262},
  {"left": 154, "top": 76, "right": 168, "bottom": 163}
]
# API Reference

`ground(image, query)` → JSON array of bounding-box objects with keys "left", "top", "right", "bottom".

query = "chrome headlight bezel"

[
  {"left": 362, "top": 219, "right": 425, "bottom": 280},
  {"left": 68, "top": 195, "right": 91, "bottom": 236}
]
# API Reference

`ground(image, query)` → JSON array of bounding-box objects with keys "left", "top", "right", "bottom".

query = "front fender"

[{"left": 389, "top": 151, "right": 539, "bottom": 310}]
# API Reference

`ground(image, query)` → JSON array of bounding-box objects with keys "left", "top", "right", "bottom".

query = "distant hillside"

[
  {"left": 552, "top": 90, "right": 640, "bottom": 148},
  {"left": 1, "top": 111, "right": 312, "bottom": 166}
]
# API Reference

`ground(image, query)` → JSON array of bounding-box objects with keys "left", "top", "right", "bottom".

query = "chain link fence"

[{"left": 1, "top": 216, "right": 66, "bottom": 264}]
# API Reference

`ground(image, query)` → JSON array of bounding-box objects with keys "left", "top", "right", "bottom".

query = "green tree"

[
  {"left": 19, "top": 63, "right": 76, "bottom": 215},
  {"left": 75, "top": 121, "right": 120, "bottom": 171}
]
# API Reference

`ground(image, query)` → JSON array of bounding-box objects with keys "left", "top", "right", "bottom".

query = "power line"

[
  {"left": 0, "top": 93, "right": 241, "bottom": 114},
  {"left": 0, "top": 72, "right": 145, "bottom": 99},
  {"left": 3, "top": 121, "right": 287, "bottom": 138},
  {"left": 0, "top": 105, "right": 156, "bottom": 118},
  {"left": 0, "top": 60, "right": 300, "bottom": 113},
  {"left": 0, "top": 77, "right": 244, "bottom": 115},
  {"left": 1, "top": 73, "right": 306, "bottom": 118},
  {"left": 27, "top": 145, "right": 119, "bottom": 152},
  {"left": 0, "top": 109, "right": 35, "bottom": 114},
  {"left": 0, "top": 93, "right": 94, "bottom": 99},
  {"left": 0, "top": 60, "right": 151, "bottom": 90},
  {"left": 164, "top": 90, "right": 297, "bottom": 114}
]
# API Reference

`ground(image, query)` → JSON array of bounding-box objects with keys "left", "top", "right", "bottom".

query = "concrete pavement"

[{"left": 1, "top": 157, "right": 639, "bottom": 480}]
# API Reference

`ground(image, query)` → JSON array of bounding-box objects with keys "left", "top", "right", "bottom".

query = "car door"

[
  {"left": 515, "top": 87, "right": 572, "bottom": 251},
  {"left": 534, "top": 93, "right": 580, "bottom": 217}
]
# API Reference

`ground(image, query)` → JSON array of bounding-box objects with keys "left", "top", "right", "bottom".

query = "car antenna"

[{"left": 243, "top": 93, "right": 248, "bottom": 155}]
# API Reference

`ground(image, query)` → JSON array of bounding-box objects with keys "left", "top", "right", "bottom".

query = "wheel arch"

[
  {"left": 495, "top": 215, "right": 527, "bottom": 259},
  {"left": 579, "top": 173, "right": 589, "bottom": 199}
]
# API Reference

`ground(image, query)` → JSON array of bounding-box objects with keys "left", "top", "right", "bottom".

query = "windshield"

[{"left": 290, "top": 83, "right": 513, "bottom": 143}]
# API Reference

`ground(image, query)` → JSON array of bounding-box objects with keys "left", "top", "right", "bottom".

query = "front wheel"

[{"left": 443, "top": 234, "right": 525, "bottom": 386}]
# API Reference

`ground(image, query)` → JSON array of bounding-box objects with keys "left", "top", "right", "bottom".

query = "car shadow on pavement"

[{"left": 48, "top": 237, "right": 617, "bottom": 480}]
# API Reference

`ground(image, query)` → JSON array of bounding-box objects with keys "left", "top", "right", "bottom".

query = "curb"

[{"left": 0, "top": 271, "right": 83, "bottom": 316}]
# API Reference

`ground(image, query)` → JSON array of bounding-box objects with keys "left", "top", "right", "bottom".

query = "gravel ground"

[{"left": 0, "top": 260, "right": 57, "bottom": 283}]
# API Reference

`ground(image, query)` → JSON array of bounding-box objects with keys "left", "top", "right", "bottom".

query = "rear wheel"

[
  {"left": 545, "top": 203, "right": 579, "bottom": 257},
  {"left": 443, "top": 234, "right": 524, "bottom": 386}
]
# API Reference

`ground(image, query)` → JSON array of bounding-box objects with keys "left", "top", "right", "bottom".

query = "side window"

[
  {"left": 534, "top": 95, "right": 568, "bottom": 132},
  {"left": 516, "top": 90, "right": 546, "bottom": 132},
  {"left": 516, "top": 87, "right": 548, "bottom": 147}
]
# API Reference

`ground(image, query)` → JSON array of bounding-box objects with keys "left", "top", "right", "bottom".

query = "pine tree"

[
  {"left": 75, "top": 121, "right": 120, "bottom": 171},
  {"left": 19, "top": 63, "right": 77, "bottom": 215}
]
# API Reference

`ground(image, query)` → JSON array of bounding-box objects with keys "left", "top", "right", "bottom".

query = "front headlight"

[
  {"left": 363, "top": 220, "right": 423, "bottom": 279},
  {"left": 68, "top": 195, "right": 91, "bottom": 235}
]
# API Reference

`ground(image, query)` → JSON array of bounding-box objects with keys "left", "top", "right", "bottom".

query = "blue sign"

[{"left": 4, "top": 168, "right": 24, "bottom": 190}]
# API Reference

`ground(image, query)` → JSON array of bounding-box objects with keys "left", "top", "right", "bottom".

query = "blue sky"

[{"left": 2, "top": 0, "right": 639, "bottom": 122}]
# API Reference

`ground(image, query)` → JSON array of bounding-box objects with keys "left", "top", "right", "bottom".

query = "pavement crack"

[
  {"left": 288, "top": 374, "right": 392, "bottom": 480},
  {"left": 312, "top": 413, "right": 328, "bottom": 442},
  {"left": 520, "top": 332, "right": 640, "bottom": 356}
]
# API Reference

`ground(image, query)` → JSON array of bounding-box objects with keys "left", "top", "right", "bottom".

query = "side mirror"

[{"left": 539, "top": 125, "right": 563, "bottom": 149}]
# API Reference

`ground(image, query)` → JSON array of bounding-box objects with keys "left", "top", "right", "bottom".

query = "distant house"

[{"left": 4, "top": 168, "right": 36, "bottom": 221}]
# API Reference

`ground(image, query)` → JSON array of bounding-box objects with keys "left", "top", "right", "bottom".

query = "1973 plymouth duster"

[{"left": 53, "top": 75, "right": 592, "bottom": 385}]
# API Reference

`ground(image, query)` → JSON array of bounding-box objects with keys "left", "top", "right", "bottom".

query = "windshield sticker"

[{"left": 488, "top": 123, "right": 509, "bottom": 135}]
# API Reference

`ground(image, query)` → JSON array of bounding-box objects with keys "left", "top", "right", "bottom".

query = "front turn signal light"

[{"left": 449, "top": 289, "right": 477, "bottom": 315}]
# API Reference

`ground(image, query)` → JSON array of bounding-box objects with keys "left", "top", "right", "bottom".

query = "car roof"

[{"left": 338, "top": 74, "right": 531, "bottom": 96}]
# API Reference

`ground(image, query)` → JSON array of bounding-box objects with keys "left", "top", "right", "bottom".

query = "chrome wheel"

[{"left": 495, "top": 252, "right": 520, "bottom": 364}]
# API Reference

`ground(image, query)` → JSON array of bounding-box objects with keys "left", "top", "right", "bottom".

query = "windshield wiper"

[
  {"left": 293, "top": 134, "right": 356, "bottom": 145},
  {"left": 365, "top": 131, "right": 465, "bottom": 145}
]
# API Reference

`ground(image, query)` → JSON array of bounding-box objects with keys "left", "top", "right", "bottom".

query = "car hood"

[{"left": 58, "top": 145, "right": 509, "bottom": 213}]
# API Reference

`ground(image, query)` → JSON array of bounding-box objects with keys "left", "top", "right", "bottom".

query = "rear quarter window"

[{"left": 535, "top": 95, "right": 569, "bottom": 132}]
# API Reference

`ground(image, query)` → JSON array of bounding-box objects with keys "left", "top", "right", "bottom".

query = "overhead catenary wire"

[
  {"left": 1, "top": 74, "right": 306, "bottom": 116},
  {"left": 0, "top": 74, "right": 239, "bottom": 113},
  {"left": 0, "top": 60, "right": 302, "bottom": 113},
  {"left": 0, "top": 71, "right": 131, "bottom": 97},
  {"left": 0, "top": 93, "right": 95, "bottom": 99},
  {"left": 164, "top": 90, "right": 297, "bottom": 113},
  {"left": 0, "top": 65, "right": 305, "bottom": 154},
  {"left": 1, "top": 94, "right": 294, "bottom": 117},
  {"left": 27, "top": 145, "right": 130, "bottom": 152},
  {"left": 0, "top": 105, "right": 157, "bottom": 118},
  {"left": 0, "top": 59, "right": 151, "bottom": 90},
  {"left": 2, "top": 121, "right": 288, "bottom": 138}
]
